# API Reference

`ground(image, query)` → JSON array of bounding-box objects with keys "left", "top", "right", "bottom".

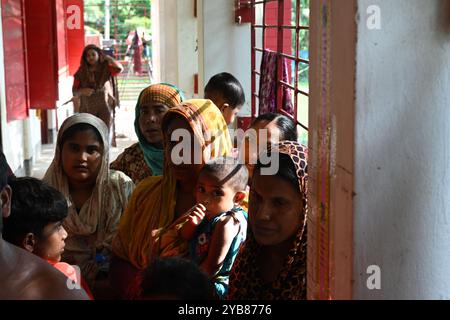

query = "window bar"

[
  {"left": 279, "top": 109, "right": 309, "bottom": 131},
  {"left": 276, "top": 0, "right": 286, "bottom": 112},
  {"left": 259, "top": 0, "right": 267, "bottom": 118},
  {"left": 114, "top": 0, "right": 119, "bottom": 60},
  {"left": 294, "top": 0, "right": 301, "bottom": 123},
  {"left": 253, "top": 24, "right": 309, "bottom": 30},
  {"left": 262, "top": 0, "right": 266, "bottom": 60},
  {"left": 255, "top": 47, "right": 308, "bottom": 64},
  {"left": 251, "top": 0, "right": 257, "bottom": 119},
  {"left": 254, "top": 0, "right": 277, "bottom": 4},
  {"left": 279, "top": 79, "right": 309, "bottom": 96}
]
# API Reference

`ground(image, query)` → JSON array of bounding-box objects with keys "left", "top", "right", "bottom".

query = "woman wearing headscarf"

[
  {"left": 43, "top": 113, "right": 135, "bottom": 290},
  {"left": 228, "top": 141, "right": 307, "bottom": 300},
  {"left": 110, "top": 99, "right": 232, "bottom": 299},
  {"left": 110, "top": 83, "right": 184, "bottom": 183},
  {"left": 73, "top": 44, "right": 123, "bottom": 145}
]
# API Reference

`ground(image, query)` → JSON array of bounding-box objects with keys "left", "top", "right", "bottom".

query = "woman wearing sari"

[
  {"left": 43, "top": 113, "right": 135, "bottom": 294},
  {"left": 110, "top": 99, "right": 232, "bottom": 299},
  {"left": 73, "top": 44, "right": 123, "bottom": 145},
  {"left": 228, "top": 141, "right": 307, "bottom": 300},
  {"left": 132, "top": 30, "right": 143, "bottom": 75},
  {"left": 110, "top": 83, "right": 184, "bottom": 184}
]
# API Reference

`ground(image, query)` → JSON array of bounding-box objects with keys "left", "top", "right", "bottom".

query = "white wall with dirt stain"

[{"left": 354, "top": 0, "right": 450, "bottom": 299}]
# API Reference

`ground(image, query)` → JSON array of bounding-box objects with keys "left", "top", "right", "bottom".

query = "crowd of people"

[{"left": 0, "top": 44, "right": 308, "bottom": 300}]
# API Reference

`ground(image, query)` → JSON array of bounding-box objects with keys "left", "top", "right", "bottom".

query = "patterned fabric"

[
  {"left": 137, "top": 83, "right": 185, "bottom": 109},
  {"left": 258, "top": 50, "right": 294, "bottom": 116},
  {"left": 164, "top": 99, "right": 232, "bottom": 162},
  {"left": 110, "top": 143, "right": 152, "bottom": 185},
  {"left": 112, "top": 99, "right": 232, "bottom": 271},
  {"left": 228, "top": 141, "right": 307, "bottom": 300},
  {"left": 189, "top": 207, "right": 248, "bottom": 299},
  {"left": 43, "top": 113, "right": 135, "bottom": 285},
  {"left": 134, "top": 83, "right": 185, "bottom": 176}
]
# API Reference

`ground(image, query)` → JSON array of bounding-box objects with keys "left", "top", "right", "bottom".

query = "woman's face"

[
  {"left": 249, "top": 169, "right": 303, "bottom": 246},
  {"left": 241, "top": 120, "right": 282, "bottom": 178},
  {"left": 86, "top": 49, "right": 99, "bottom": 66},
  {"left": 165, "top": 116, "right": 203, "bottom": 182},
  {"left": 61, "top": 129, "right": 103, "bottom": 185},
  {"left": 139, "top": 102, "right": 170, "bottom": 147}
]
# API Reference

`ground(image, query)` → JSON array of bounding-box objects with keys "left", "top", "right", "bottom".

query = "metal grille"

[{"left": 251, "top": 0, "right": 310, "bottom": 143}]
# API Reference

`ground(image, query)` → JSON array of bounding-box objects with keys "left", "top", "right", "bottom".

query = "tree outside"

[{"left": 84, "top": 0, "right": 151, "bottom": 58}]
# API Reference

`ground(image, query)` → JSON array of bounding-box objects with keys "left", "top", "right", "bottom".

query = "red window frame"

[{"left": 250, "top": 0, "right": 309, "bottom": 133}]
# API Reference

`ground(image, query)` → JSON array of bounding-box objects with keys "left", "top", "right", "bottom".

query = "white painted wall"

[
  {"left": 56, "top": 75, "right": 75, "bottom": 133},
  {"left": 153, "top": 0, "right": 198, "bottom": 98},
  {"left": 198, "top": 0, "right": 252, "bottom": 116},
  {"left": 176, "top": 0, "right": 198, "bottom": 99},
  {"left": 151, "top": 0, "right": 161, "bottom": 83},
  {"left": 354, "top": 0, "right": 450, "bottom": 299}
]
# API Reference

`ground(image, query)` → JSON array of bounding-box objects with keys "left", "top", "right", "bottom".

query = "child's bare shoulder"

[{"left": 217, "top": 214, "right": 241, "bottom": 229}]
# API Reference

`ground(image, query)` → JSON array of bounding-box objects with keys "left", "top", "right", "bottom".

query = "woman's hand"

[
  {"left": 105, "top": 55, "right": 124, "bottom": 73},
  {"left": 104, "top": 55, "right": 113, "bottom": 63}
]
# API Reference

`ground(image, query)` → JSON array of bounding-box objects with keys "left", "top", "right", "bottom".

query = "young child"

[
  {"left": 2, "top": 177, "right": 94, "bottom": 299},
  {"left": 178, "top": 157, "right": 249, "bottom": 298},
  {"left": 140, "top": 257, "right": 215, "bottom": 300},
  {"left": 204, "top": 72, "right": 246, "bottom": 125}
]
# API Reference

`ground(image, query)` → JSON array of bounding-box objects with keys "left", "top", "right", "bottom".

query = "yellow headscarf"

[{"left": 112, "top": 99, "right": 232, "bottom": 269}]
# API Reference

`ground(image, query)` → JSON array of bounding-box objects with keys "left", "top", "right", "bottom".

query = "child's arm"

[
  {"left": 200, "top": 215, "right": 240, "bottom": 277},
  {"left": 179, "top": 204, "right": 207, "bottom": 241}
]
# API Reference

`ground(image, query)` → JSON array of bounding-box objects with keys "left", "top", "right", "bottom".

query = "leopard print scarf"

[{"left": 228, "top": 141, "right": 308, "bottom": 300}]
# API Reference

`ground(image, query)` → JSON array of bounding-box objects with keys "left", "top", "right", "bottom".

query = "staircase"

[{"left": 117, "top": 58, "right": 153, "bottom": 103}]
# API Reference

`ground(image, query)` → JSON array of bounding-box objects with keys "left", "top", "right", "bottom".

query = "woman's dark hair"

[
  {"left": 59, "top": 123, "right": 103, "bottom": 149},
  {"left": 255, "top": 152, "right": 300, "bottom": 194},
  {"left": 251, "top": 113, "right": 298, "bottom": 142},
  {"left": 0, "top": 150, "right": 8, "bottom": 191},
  {"left": 141, "top": 257, "right": 216, "bottom": 300},
  {"left": 2, "top": 177, "right": 68, "bottom": 244},
  {"left": 204, "top": 72, "right": 246, "bottom": 108},
  {"left": 81, "top": 45, "right": 105, "bottom": 66}
]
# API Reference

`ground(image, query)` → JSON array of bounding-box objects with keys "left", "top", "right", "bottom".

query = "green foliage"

[
  {"left": 85, "top": 25, "right": 101, "bottom": 35},
  {"left": 124, "top": 16, "right": 151, "bottom": 35},
  {"left": 84, "top": 0, "right": 151, "bottom": 40}
]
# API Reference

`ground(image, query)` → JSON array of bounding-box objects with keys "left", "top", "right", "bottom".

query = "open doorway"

[
  {"left": 84, "top": 0, "right": 153, "bottom": 104},
  {"left": 83, "top": 0, "right": 153, "bottom": 144}
]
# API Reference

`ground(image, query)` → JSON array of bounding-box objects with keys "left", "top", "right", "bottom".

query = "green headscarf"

[{"left": 134, "top": 83, "right": 185, "bottom": 176}]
